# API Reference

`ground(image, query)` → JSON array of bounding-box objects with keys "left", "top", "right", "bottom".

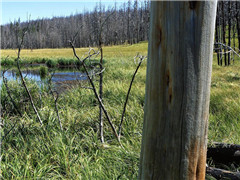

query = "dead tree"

[
  {"left": 69, "top": 42, "right": 121, "bottom": 144},
  {"left": 215, "top": 4, "right": 220, "bottom": 65},
  {"left": 139, "top": 1, "right": 217, "bottom": 179},
  {"left": 206, "top": 167, "right": 240, "bottom": 180},
  {"left": 237, "top": 1, "right": 240, "bottom": 53},
  {"left": 228, "top": 1, "right": 231, "bottom": 65},
  {"left": 16, "top": 30, "right": 43, "bottom": 126}
]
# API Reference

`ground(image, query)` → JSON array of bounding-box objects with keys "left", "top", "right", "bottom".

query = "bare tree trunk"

[
  {"left": 139, "top": 1, "right": 217, "bottom": 179},
  {"left": 99, "top": 42, "right": 104, "bottom": 143},
  {"left": 215, "top": 6, "right": 220, "bottom": 65},
  {"left": 98, "top": 9, "right": 104, "bottom": 143},
  {"left": 228, "top": 1, "right": 231, "bottom": 65},
  {"left": 222, "top": 2, "right": 227, "bottom": 66},
  {"left": 236, "top": 2, "right": 240, "bottom": 52},
  {"left": 233, "top": 23, "right": 236, "bottom": 51}
]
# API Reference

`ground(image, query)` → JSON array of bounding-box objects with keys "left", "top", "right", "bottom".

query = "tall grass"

[{"left": 1, "top": 42, "right": 240, "bottom": 178}]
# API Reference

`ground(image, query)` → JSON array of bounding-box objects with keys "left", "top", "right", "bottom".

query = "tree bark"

[{"left": 139, "top": 1, "right": 217, "bottom": 180}]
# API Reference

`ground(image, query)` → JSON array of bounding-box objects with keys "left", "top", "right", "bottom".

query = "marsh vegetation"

[{"left": 1, "top": 42, "right": 240, "bottom": 179}]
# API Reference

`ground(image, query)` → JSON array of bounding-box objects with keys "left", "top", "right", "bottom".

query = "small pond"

[{"left": 1, "top": 68, "right": 88, "bottom": 92}]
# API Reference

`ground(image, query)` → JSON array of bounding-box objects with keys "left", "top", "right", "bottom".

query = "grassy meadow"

[{"left": 1, "top": 42, "right": 240, "bottom": 179}]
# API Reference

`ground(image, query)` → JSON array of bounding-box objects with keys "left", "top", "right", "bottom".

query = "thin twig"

[
  {"left": 215, "top": 42, "right": 240, "bottom": 57},
  {"left": 1, "top": 119, "right": 17, "bottom": 141},
  {"left": 53, "top": 91, "right": 63, "bottom": 130},
  {"left": 118, "top": 54, "right": 146, "bottom": 138},
  {"left": 47, "top": 71, "right": 63, "bottom": 130}
]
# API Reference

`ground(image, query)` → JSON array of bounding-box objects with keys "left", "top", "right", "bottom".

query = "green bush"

[
  {"left": 57, "top": 58, "right": 76, "bottom": 66},
  {"left": 1, "top": 58, "right": 15, "bottom": 66},
  {"left": 46, "top": 59, "right": 57, "bottom": 68},
  {"left": 57, "top": 58, "right": 68, "bottom": 66}
]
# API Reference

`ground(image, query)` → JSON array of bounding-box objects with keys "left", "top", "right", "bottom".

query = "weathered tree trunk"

[
  {"left": 99, "top": 14, "right": 104, "bottom": 144},
  {"left": 139, "top": 1, "right": 217, "bottom": 180}
]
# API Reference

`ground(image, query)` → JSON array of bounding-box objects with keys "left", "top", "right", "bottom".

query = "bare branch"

[
  {"left": 69, "top": 41, "right": 121, "bottom": 143},
  {"left": 214, "top": 42, "right": 240, "bottom": 57},
  {"left": 1, "top": 118, "right": 18, "bottom": 141},
  {"left": 47, "top": 71, "right": 63, "bottom": 130},
  {"left": 15, "top": 29, "right": 43, "bottom": 126},
  {"left": 118, "top": 54, "right": 146, "bottom": 138},
  {"left": 53, "top": 91, "right": 63, "bottom": 130}
]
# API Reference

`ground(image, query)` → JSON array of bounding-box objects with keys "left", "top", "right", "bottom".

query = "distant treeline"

[
  {"left": 215, "top": 1, "right": 240, "bottom": 50},
  {"left": 1, "top": 0, "right": 150, "bottom": 49},
  {"left": 1, "top": 1, "right": 240, "bottom": 50},
  {"left": 215, "top": 1, "right": 240, "bottom": 66}
]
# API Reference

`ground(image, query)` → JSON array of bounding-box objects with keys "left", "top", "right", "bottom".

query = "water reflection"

[{"left": 1, "top": 69, "right": 87, "bottom": 91}]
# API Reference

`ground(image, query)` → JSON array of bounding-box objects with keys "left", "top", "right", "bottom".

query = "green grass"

[
  {"left": 208, "top": 59, "right": 240, "bottom": 144},
  {"left": 1, "top": 42, "right": 240, "bottom": 179}
]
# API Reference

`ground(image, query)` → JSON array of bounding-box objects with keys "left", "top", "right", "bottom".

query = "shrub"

[
  {"left": 1, "top": 58, "right": 15, "bottom": 66},
  {"left": 46, "top": 59, "right": 57, "bottom": 68},
  {"left": 41, "top": 58, "right": 48, "bottom": 63},
  {"left": 57, "top": 58, "right": 68, "bottom": 66}
]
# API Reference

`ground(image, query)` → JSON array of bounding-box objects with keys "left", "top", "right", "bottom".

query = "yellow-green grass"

[
  {"left": 1, "top": 42, "right": 240, "bottom": 179},
  {"left": 0, "top": 42, "right": 148, "bottom": 60}
]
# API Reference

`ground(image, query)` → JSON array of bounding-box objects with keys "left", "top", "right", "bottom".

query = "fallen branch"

[
  {"left": 214, "top": 42, "right": 240, "bottom": 57},
  {"left": 207, "top": 142, "right": 240, "bottom": 165},
  {"left": 206, "top": 167, "right": 240, "bottom": 180}
]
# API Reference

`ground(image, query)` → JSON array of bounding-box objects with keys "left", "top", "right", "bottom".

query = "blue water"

[{"left": 1, "top": 69, "right": 87, "bottom": 89}]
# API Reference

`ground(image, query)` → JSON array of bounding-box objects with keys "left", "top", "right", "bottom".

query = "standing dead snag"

[
  {"left": 139, "top": 1, "right": 217, "bottom": 180},
  {"left": 69, "top": 41, "right": 121, "bottom": 144},
  {"left": 16, "top": 30, "right": 43, "bottom": 126}
]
